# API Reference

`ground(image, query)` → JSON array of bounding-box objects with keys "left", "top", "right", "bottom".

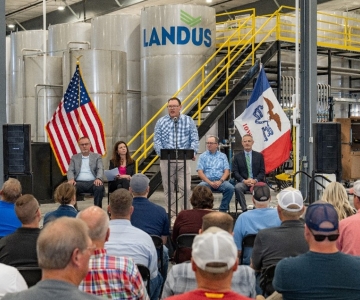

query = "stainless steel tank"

[
  {"left": 6, "top": 36, "right": 10, "bottom": 122},
  {"left": 63, "top": 49, "right": 127, "bottom": 168},
  {"left": 141, "top": 4, "right": 216, "bottom": 132},
  {"left": 48, "top": 22, "right": 91, "bottom": 56},
  {"left": 23, "top": 56, "right": 63, "bottom": 141},
  {"left": 91, "top": 13, "right": 141, "bottom": 150},
  {"left": 9, "top": 30, "right": 47, "bottom": 124}
]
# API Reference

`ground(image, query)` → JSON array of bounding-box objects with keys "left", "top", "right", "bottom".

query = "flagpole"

[
  {"left": 76, "top": 56, "right": 83, "bottom": 141},
  {"left": 294, "top": 0, "right": 300, "bottom": 189}
]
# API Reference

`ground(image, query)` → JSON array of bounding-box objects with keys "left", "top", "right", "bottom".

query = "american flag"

[{"left": 46, "top": 63, "right": 106, "bottom": 175}]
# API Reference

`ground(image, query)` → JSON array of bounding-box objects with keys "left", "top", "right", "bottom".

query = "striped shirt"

[{"left": 79, "top": 248, "right": 149, "bottom": 300}]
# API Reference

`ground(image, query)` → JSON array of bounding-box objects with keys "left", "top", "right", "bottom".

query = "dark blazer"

[
  {"left": 233, "top": 150, "right": 265, "bottom": 183},
  {"left": 109, "top": 161, "right": 135, "bottom": 176}
]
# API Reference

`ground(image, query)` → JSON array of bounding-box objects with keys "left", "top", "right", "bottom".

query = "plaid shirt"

[
  {"left": 154, "top": 114, "right": 199, "bottom": 156},
  {"left": 79, "top": 248, "right": 149, "bottom": 300}
]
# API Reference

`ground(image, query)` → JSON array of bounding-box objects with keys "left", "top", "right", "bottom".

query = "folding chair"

[
  {"left": 175, "top": 233, "right": 196, "bottom": 264},
  {"left": 16, "top": 266, "right": 42, "bottom": 287},
  {"left": 260, "top": 264, "right": 277, "bottom": 297},
  {"left": 136, "top": 264, "right": 150, "bottom": 295},
  {"left": 150, "top": 235, "right": 164, "bottom": 277},
  {"left": 240, "top": 234, "right": 257, "bottom": 265}
]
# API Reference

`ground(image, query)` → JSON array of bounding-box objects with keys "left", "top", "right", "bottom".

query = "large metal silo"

[
  {"left": 23, "top": 56, "right": 63, "bottom": 141},
  {"left": 48, "top": 22, "right": 91, "bottom": 56},
  {"left": 141, "top": 4, "right": 216, "bottom": 131},
  {"left": 91, "top": 14, "right": 141, "bottom": 151},
  {"left": 63, "top": 49, "right": 127, "bottom": 168},
  {"left": 6, "top": 36, "right": 10, "bottom": 122},
  {"left": 9, "top": 30, "right": 47, "bottom": 124}
]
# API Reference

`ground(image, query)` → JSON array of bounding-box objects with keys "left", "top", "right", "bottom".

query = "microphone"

[{"left": 174, "top": 117, "right": 178, "bottom": 123}]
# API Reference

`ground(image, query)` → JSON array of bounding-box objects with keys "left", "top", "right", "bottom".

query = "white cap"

[
  {"left": 277, "top": 187, "right": 304, "bottom": 212},
  {"left": 192, "top": 227, "right": 237, "bottom": 274},
  {"left": 353, "top": 180, "right": 360, "bottom": 197}
]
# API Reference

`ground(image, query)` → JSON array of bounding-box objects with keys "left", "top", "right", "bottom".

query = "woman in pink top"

[{"left": 108, "top": 141, "right": 135, "bottom": 193}]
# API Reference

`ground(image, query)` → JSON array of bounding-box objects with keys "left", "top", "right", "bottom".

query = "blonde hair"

[{"left": 321, "top": 182, "right": 354, "bottom": 220}]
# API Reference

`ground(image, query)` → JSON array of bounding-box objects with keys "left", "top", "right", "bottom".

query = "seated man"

[
  {"left": 162, "top": 212, "right": 257, "bottom": 299},
  {"left": 0, "top": 263, "right": 27, "bottom": 297},
  {"left": 0, "top": 194, "right": 41, "bottom": 267},
  {"left": 273, "top": 201, "right": 360, "bottom": 299},
  {"left": 251, "top": 188, "right": 308, "bottom": 295},
  {"left": 233, "top": 184, "right": 281, "bottom": 265},
  {"left": 197, "top": 136, "right": 234, "bottom": 212},
  {"left": 129, "top": 173, "right": 170, "bottom": 279},
  {"left": 78, "top": 206, "right": 148, "bottom": 299},
  {"left": 233, "top": 134, "right": 265, "bottom": 212},
  {"left": 0, "top": 178, "right": 22, "bottom": 238},
  {"left": 2, "top": 217, "right": 100, "bottom": 300},
  {"left": 105, "top": 189, "right": 162, "bottom": 300},
  {"left": 67, "top": 136, "right": 105, "bottom": 208}
]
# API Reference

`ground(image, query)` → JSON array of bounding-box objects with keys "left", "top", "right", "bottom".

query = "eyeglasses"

[
  {"left": 168, "top": 105, "right": 179, "bottom": 109},
  {"left": 206, "top": 142, "right": 218, "bottom": 145},
  {"left": 79, "top": 143, "right": 90, "bottom": 146},
  {"left": 310, "top": 229, "right": 339, "bottom": 242}
]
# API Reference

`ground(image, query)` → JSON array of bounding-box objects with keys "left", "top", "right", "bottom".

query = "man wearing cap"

[
  {"left": 129, "top": 173, "right": 170, "bottom": 281},
  {"left": 162, "top": 212, "right": 257, "bottom": 299},
  {"left": 197, "top": 136, "right": 234, "bottom": 212},
  {"left": 273, "top": 201, "right": 360, "bottom": 299},
  {"left": 251, "top": 188, "right": 308, "bottom": 295},
  {"left": 165, "top": 226, "right": 253, "bottom": 300},
  {"left": 337, "top": 179, "right": 360, "bottom": 255},
  {"left": 233, "top": 184, "right": 281, "bottom": 265}
]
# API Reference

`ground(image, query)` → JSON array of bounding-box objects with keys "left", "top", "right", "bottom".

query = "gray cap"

[{"left": 130, "top": 173, "right": 149, "bottom": 193}]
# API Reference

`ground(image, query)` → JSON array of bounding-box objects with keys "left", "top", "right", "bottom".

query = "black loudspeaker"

[
  {"left": 313, "top": 122, "right": 341, "bottom": 180},
  {"left": 3, "top": 124, "right": 31, "bottom": 175}
]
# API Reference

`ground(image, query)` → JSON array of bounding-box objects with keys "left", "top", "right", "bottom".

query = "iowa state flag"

[{"left": 234, "top": 67, "right": 291, "bottom": 173}]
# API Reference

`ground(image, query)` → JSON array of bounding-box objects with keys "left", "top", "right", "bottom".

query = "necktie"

[{"left": 246, "top": 153, "right": 253, "bottom": 178}]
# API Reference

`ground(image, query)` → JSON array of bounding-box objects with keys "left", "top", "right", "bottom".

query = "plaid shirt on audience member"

[{"left": 79, "top": 248, "right": 149, "bottom": 300}]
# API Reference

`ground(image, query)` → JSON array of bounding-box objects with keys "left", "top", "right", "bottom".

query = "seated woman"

[
  {"left": 43, "top": 182, "right": 77, "bottom": 226},
  {"left": 322, "top": 181, "right": 355, "bottom": 220},
  {"left": 172, "top": 185, "right": 214, "bottom": 263},
  {"left": 108, "top": 141, "right": 135, "bottom": 193}
]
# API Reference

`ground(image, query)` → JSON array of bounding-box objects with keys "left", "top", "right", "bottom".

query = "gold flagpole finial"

[{"left": 75, "top": 55, "right": 83, "bottom": 64}]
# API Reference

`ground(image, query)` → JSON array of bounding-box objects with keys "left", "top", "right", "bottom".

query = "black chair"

[
  {"left": 136, "top": 264, "right": 150, "bottom": 295},
  {"left": 240, "top": 234, "right": 257, "bottom": 265},
  {"left": 260, "top": 264, "right": 277, "bottom": 296},
  {"left": 16, "top": 266, "right": 42, "bottom": 287},
  {"left": 175, "top": 233, "right": 196, "bottom": 264},
  {"left": 150, "top": 235, "right": 164, "bottom": 277}
]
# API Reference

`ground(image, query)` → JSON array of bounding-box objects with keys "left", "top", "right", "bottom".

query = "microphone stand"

[{"left": 174, "top": 117, "right": 179, "bottom": 216}]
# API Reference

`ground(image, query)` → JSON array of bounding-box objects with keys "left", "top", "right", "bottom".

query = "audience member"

[
  {"left": 234, "top": 184, "right": 281, "bottom": 265},
  {"left": 105, "top": 189, "right": 162, "bottom": 300},
  {"left": 2, "top": 217, "right": 101, "bottom": 300},
  {"left": 251, "top": 188, "right": 308, "bottom": 296},
  {"left": 78, "top": 206, "right": 148, "bottom": 299},
  {"left": 164, "top": 226, "right": 253, "bottom": 300},
  {"left": 43, "top": 182, "right": 78, "bottom": 226},
  {"left": 0, "top": 178, "right": 22, "bottom": 238},
  {"left": 337, "top": 179, "right": 360, "bottom": 255},
  {"left": 0, "top": 263, "right": 27, "bottom": 298},
  {"left": 0, "top": 195, "right": 41, "bottom": 267},
  {"left": 233, "top": 134, "right": 265, "bottom": 212},
  {"left": 129, "top": 173, "right": 169, "bottom": 279},
  {"left": 172, "top": 185, "right": 213, "bottom": 263},
  {"left": 67, "top": 136, "right": 105, "bottom": 208},
  {"left": 162, "top": 212, "right": 257, "bottom": 299},
  {"left": 108, "top": 141, "right": 134, "bottom": 193},
  {"left": 197, "top": 136, "right": 234, "bottom": 212},
  {"left": 273, "top": 202, "right": 360, "bottom": 299},
  {"left": 321, "top": 181, "right": 355, "bottom": 220}
]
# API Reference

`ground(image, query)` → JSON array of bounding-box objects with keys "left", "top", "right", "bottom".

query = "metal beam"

[{"left": 0, "top": 0, "right": 5, "bottom": 185}]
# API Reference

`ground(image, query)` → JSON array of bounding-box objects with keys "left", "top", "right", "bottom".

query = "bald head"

[
  {"left": 202, "top": 212, "right": 234, "bottom": 233},
  {"left": 77, "top": 206, "right": 109, "bottom": 242}
]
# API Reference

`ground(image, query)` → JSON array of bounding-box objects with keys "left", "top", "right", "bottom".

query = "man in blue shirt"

[
  {"left": 154, "top": 97, "right": 199, "bottom": 218},
  {"left": 197, "top": 136, "right": 234, "bottom": 212}
]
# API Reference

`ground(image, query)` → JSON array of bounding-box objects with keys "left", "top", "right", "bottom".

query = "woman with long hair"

[
  {"left": 322, "top": 182, "right": 355, "bottom": 220},
  {"left": 108, "top": 141, "right": 135, "bottom": 193}
]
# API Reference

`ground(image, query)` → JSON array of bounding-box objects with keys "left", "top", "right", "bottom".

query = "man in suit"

[
  {"left": 67, "top": 137, "right": 105, "bottom": 208},
  {"left": 232, "top": 134, "right": 265, "bottom": 212}
]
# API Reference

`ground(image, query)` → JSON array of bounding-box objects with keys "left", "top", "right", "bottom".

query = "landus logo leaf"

[{"left": 180, "top": 10, "right": 202, "bottom": 27}]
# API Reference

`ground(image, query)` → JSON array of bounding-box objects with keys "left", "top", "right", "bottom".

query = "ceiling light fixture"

[
  {"left": 57, "top": 5, "right": 65, "bottom": 11},
  {"left": 7, "top": 24, "right": 15, "bottom": 29},
  {"left": 206, "top": 0, "right": 212, "bottom": 3}
]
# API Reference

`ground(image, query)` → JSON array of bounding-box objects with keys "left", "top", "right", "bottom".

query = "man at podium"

[{"left": 154, "top": 97, "right": 199, "bottom": 219}]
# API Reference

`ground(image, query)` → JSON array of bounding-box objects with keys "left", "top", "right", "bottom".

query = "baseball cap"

[
  {"left": 353, "top": 180, "right": 360, "bottom": 197},
  {"left": 129, "top": 173, "right": 149, "bottom": 193},
  {"left": 192, "top": 227, "right": 237, "bottom": 274},
  {"left": 253, "top": 184, "right": 270, "bottom": 201},
  {"left": 305, "top": 202, "right": 339, "bottom": 232},
  {"left": 277, "top": 187, "right": 304, "bottom": 212}
]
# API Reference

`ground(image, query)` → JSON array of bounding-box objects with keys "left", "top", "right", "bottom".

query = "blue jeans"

[
  {"left": 149, "top": 272, "right": 163, "bottom": 300},
  {"left": 198, "top": 181, "right": 234, "bottom": 212}
]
